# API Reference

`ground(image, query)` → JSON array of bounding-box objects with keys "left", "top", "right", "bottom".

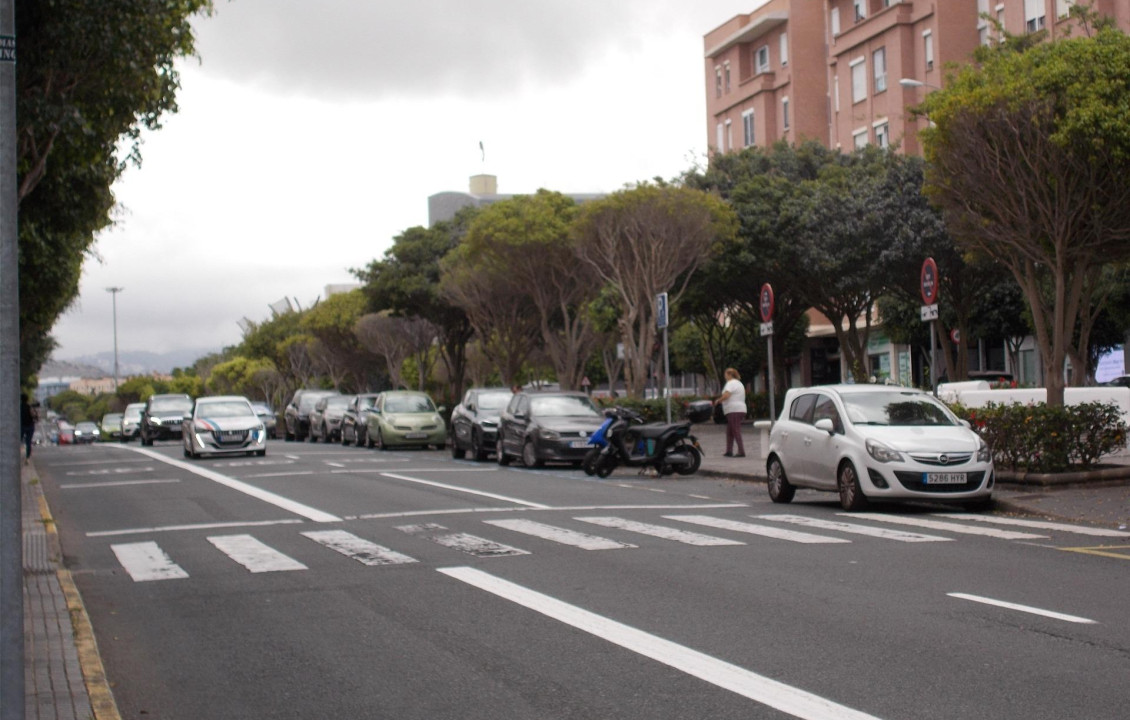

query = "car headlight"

[
  {"left": 865, "top": 438, "right": 903, "bottom": 463},
  {"left": 480, "top": 419, "right": 497, "bottom": 428},
  {"left": 147, "top": 417, "right": 161, "bottom": 426},
  {"left": 541, "top": 429, "right": 561, "bottom": 441},
  {"left": 977, "top": 438, "right": 991, "bottom": 463}
]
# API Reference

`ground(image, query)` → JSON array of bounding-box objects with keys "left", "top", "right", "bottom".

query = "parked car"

[
  {"left": 766, "top": 384, "right": 994, "bottom": 512},
  {"left": 283, "top": 389, "right": 338, "bottom": 441},
  {"left": 99, "top": 413, "right": 123, "bottom": 441},
  {"left": 249, "top": 402, "right": 278, "bottom": 438},
  {"left": 450, "top": 387, "right": 512, "bottom": 461},
  {"left": 1101, "top": 375, "right": 1130, "bottom": 388},
  {"left": 120, "top": 402, "right": 146, "bottom": 442},
  {"left": 308, "top": 394, "right": 350, "bottom": 443},
  {"left": 340, "top": 393, "right": 381, "bottom": 447},
  {"left": 365, "top": 391, "right": 447, "bottom": 450},
  {"left": 55, "top": 421, "right": 74, "bottom": 445},
  {"left": 140, "top": 393, "right": 193, "bottom": 446},
  {"left": 73, "top": 421, "right": 101, "bottom": 444},
  {"left": 182, "top": 395, "right": 268, "bottom": 459},
  {"left": 496, "top": 391, "right": 605, "bottom": 468}
]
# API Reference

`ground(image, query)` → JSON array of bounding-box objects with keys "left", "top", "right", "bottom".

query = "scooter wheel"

[
  {"left": 675, "top": 446, "right": 703, "bottom": 475},
  {"left": 582, "top": 448, "right": 601, "bottom": 476},
  {"left": 595, "top": 457, "right": 617, "bottom": 478}
]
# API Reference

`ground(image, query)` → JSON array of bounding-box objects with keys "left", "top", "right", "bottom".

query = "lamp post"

[
  {"left": 106, "top": 286, "right": 123, "bottom": 389},
  {"left": 898, "top": 78, "right": 941, "bottom": 90}
]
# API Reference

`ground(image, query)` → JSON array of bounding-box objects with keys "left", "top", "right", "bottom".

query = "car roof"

[
  {"left": 196, "top": 395, "right": 251, "bottom": 403},
  {"left": 785, "top": 384, "right": 929, "bottom": 397}
]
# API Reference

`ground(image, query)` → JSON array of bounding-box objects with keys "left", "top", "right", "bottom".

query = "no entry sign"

[
  {"left": 920, "top": 258, "right": 939, "bottom": 306},
  {"left": 759, "top": 283, "right": 775, "bottom": 323}
]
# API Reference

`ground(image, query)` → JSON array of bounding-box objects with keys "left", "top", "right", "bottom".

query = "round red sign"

[
  {"left": 759, "top": 284, "right": 774, "bottom": 323},
  {"left": 920, "top": 258, "right": 939, "bottom": 305}
]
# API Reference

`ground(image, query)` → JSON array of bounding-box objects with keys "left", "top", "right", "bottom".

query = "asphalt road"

[{"left": 33, "top": 439, "right": 1130, "bottom": 720}]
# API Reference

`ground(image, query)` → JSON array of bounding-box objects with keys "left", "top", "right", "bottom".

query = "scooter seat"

[{"left": 633, "top": 422, "right": 689, "bottom": 439}]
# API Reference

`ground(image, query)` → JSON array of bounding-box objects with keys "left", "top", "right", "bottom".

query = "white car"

[
  {"left": 182, "top": 396, "right": 268, "bottom": 459},
  {"left": 766, "top": 385, "right": 993, "bottom": 511}
]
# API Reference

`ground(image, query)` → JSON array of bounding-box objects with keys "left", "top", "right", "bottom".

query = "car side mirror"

[
  {"left": 959, "top": 419, "right": 972, "bottom": 429},
  {"left": 814, "top": 418, "right": 836, "bottom": 435}
]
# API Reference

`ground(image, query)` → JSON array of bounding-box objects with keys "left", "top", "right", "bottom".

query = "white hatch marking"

[
  {"left": 484, "top": 519, "right": 635, "bottom": 550},
  {"left": 111, "top": 541, "right": 189, "bottom": 582},
  {"left": 207, "top": 534, "right": 308, "bottom": 573},
  {"left": 948, "top": 593, "right": 1096, "bottom": 624},
  {"left": 440, "top": 567, "right": 886, "bottom": 720},
  {"left": 61, "top": 479, "right": 181, "bottom": 489},
  {"left": 380, "top": 472, "right": 550, "bottom": 508},
  {"left": 665, "top": 515, "right": 851, "bottom": 544},
  {"left": 842, "top": 513, "right": 1046, "bottom": 540},
  {"left": 66, "top": 467, "right": 156, "bottom": 476},
  {"left": 757, "top": 515, "right": 952, "bottom": 543},
  {"left": 575, "top": 517, "right": 745, "bottom": 546},
  {"left": 934, "top": 513, "right": 1130, "bottom": 538},
  {"left": 397, "top": 523, "right": 529, "bottom": 558},
  {"left": 88, "top": 519, "right": 304, "bottom": 538},
  {"left": 325, "top": 462, "right": 346, "bottom": 468},
  {"left": 302, "top": 530, "right": 417, "bottom": 566}
]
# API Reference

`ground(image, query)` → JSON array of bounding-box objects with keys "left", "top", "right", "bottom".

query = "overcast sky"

[{"left": 49, "top": 0, "right": 762, "bottom": 363}]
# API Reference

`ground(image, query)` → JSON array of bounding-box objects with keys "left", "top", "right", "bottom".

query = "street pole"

[
  {"left": 106, "top": 287, "right": 123, "bottom": 389},
  {"left": 0, "top": 0, "right": 22, "bottom": 716}
]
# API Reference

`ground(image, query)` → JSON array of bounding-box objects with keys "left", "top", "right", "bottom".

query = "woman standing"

[{"left": 713, "top": 368, "right": 746, "bottom": 457}]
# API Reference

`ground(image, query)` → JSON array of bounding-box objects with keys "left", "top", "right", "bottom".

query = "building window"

[
  {"left": 782, "top": 97, "right": 790, "bottom": 131},
  {"left": 716, "top": 123, "right": 724, "bottom": 152},
  {"left": 1025, "top": 0, "right": 1046, "bottom": 32},
  {"left": 780, "top": 32, "right": 789, "bottom": 66},
  {"left": 923, "top": 30, "right": 934, "bottom": 71},
  {"left": 742, "top": 109, "right": 755, "bottom": 147},
  {"left": 715, "top": 67, "right": 722, "bottom": 98},
  {"left": 725, "top": 119, "right": 733, "bottom": 152},
  {"left": 756, "top": 45, "right": 770, "bottom": 74},
  {"left": 831, "top": 8, "right": 841, "bottom": 36},
  {"left": 851, "top": 57, "right": 867, "bottom": 103},
  {"left": 833, "top": 74, "right": 840, "bottom": 112},
  {"left": 1057, "top": 0, "right": 1075, "bottom": 18},
  {"left": 724, "top": 62, "right": 731, "bottom": 93},
  {"left": 854, "top": 0, "right": 867, "bottom": 22},
  {"left": 872, "top": 47, "right": 887, "bottom": 93},
  {"left": 874, "top": 120, "right": 889, "bottom": 149},
  {"left": 996, "top": 5, "right": 1005, "bottom": 40},
  {"left": 853, "top": 128, "right": 869, "bottom": 149}
]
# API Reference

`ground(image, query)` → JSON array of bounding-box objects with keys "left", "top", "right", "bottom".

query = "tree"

[
  {"left": 918, "top": 23, "right": 1130, "bottom": 405},
  {"left": 300, "top": 290, "right": 376, "bottom": 392},
  {"left": 16, "top": 0, "right": 213, "bottom": 380},
  {"left": 355, "top": 312, "right": 436, "bottom": 391},
  {"left": 573, "top": 184, "right": 737, "bottom": 398}
]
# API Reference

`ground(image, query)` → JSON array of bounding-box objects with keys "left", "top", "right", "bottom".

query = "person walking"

[
  {"left": 20, "top": 393, "right": 37, "bottom": 463},
  {"left": 713, "top": 368, "right": 746, "bottom": 457}
]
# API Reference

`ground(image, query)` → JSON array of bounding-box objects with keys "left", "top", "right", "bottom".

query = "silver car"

[
  {"left": 182, "top": 396, "right": 268, "bottom": 459},
  {"left": 120, "top": 402, "right": 146, "bottom": 442},
  {"left": 766, "top": 385, "right": 994, "bottom": 511}
]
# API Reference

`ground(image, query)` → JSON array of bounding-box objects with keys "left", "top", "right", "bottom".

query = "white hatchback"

[{"left": 766, "top": 385, "right": 994, "bottom": 511}]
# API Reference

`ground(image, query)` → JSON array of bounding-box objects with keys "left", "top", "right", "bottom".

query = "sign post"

[
  {"left": 920, "top": 258, "right": 940, "bottom": 394},
  {"left": 656, "top": 292, "right": 672, "bottom": 422},
  {"left": 759, "top": 284, "right": 776, "bottom": 423}
]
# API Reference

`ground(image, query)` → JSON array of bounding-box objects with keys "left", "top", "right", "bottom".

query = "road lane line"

[
  {"left": 841, "top": 513, "right": 1046, "bottom": 540},
  {"left": 934, "top": 513, "right": 1130, "bottom": 538},
  {"left": 666, "top": 515, "right": 851, "bottom": 544},
  {"left": 302, "top": 530, "right": 417, "bottom": 566},
  {"left": 575, "top": 517, "right": 745, "bottom": 546},
  {"left": 354, "top": 504, "right": 747, "bottom": 521},
  {"left": 111, "top": 541, "right": 189, "bottom": 582},
  {"left": 947, "top": 593, "right": 1096, "bottom": 624},
  {"left": 380, "top": 472, "right": 550, "bottom": 508},
  {"left": 88, "top": 518, "right": 305, "bottom": 538},
  {"left": 110, "top": 445, "right": 341, "bottom": 522},
  {"left": 61, "top": 479, "right": 181, "bottom": 489},
  {"left": 484, "top": 519, "right": 636, "bottom": 550},
  {"left": 757, "top": 515, "right": 952, "bottom": 543},
  {"left": 439, "top": 567, "right": 885, "bottom": 720},
  {"left": 1058, "top": 545, "right": 1130, "bottom": 560},
  {"left": 208, "top": 534, "right": 308, "bottom": 573}
]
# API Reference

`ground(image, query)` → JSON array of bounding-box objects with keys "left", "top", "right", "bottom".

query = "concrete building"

[{"left": 428, "top": 174, "right": 604, "bottom": 227}]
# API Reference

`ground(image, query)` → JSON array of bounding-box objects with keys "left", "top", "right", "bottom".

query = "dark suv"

[
  {"left": 283, "top": 389, "right": 337, "bottom": 441},
  {"left": 140, "top": 393, "right": 193, "bottom": 446}
]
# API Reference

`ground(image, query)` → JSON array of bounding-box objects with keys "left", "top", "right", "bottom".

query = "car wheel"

[
  {"left": 341, "top": 427, "right": 351, "bottom": 447},
  {"left": 837, "top": 460, "right": 868, "bottom": 512},
  {"left": 256, "top": 449, "right": 267, "bottom": 457},
  {"left": 766, "top": 456, "right": 796, "bottom": 503},
  {"left": 522, "top": 439, "right": 544, "bottom": 468},
  {"left": 451, "top": 434, "right": 466, "bottom": 459},
  {"left": 360, "top": 427, "right": 371, "bottom": 448},
  {"left": 183, "top": 446, "right": 192, "bottom": 459},
  {"left": 471, "top": 430, "right": 489, "bottom": 462},
  {"left": 141, "top": 435, "right": 152, "bottom": 447},
  {"left": 375, "top": 429, "right": 386, "bottom": 451},
  {"left": 496, "top": 438, "right": 511, "bottom": 466}
]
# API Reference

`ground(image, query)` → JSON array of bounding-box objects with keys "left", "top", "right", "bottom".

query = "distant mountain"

[{"left": 43, "top": 348, "right": 219, "bottom": 378}]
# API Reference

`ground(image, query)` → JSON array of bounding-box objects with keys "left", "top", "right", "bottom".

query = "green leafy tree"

[{"left": 301, "top": 290, "right": 375, "bottom": 392}]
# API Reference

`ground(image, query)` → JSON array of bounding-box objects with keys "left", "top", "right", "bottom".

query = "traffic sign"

[
  {"left": 921, "top": 304, "right": 939, "bottom": 321},
  {"left": 759, "top": 284, "right": 774, "bottom": 323},
  {"left": 656, "top": 292, "right": 669, "bottom": 330},
  {"left": 920, "top": 258, "right": 939, "bottom": 305},
  {"left": 760, "top": 321, "right": 774, "bottom": 337}
]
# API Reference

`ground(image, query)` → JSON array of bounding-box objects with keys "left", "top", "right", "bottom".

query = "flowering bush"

[{"left": 949, "top": 401, "right": 1127, "bottom": 473}]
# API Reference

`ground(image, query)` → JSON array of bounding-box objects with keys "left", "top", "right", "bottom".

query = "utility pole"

[
  {"left": 0, "top": 0, "right": 23, "bottom": 716},
  {"left": 106, "top": 287, "right": 123, "bottom": 389}
]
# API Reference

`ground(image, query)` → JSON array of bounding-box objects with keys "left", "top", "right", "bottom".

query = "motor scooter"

[{"left": 582, "top": 403, "right": 709, "bottom": 478}]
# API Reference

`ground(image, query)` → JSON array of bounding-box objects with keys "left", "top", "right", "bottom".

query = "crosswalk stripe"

[
  {"left": 396, "top": 523, "right": 530, "bottom": 558},
  {"left": 484, "top": 519, "right": 636, "bottom": 550},
  {"left": 111, "top": 541, "right": 189, "bottom": 582},
  {"left": 302, "top": 530, "right": 417, "bottom": 566},
  {"left": 575, "top": 517, "right": 745, "bottom": 546},
  {"left": 933, "top": 513, "right": 1130, "bottom": 538},
  {"left": 841, "top": 513, "right": 1046, "bottom": 539},
  {"left": 207, "top": 534, "right": 308, "bottom": 573},
  {"left": 665, "top": 515, "right": 851, "bottom": 544},
  {"left": 756, "top": 515, "right": 952, "bottom": 543}
]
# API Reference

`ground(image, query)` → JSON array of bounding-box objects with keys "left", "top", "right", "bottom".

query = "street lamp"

[
  {"left": 106, "top": 287, "right": 123, "bottom": 389},
  {"left": 899, "top": 78, "right": 942, "bottom": 90}
]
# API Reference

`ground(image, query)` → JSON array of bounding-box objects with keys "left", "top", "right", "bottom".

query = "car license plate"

[
  {"left": 404, "top": 432, "right": 428, "bottom": 440},
  {"left": 924, "top": 472, "right": 966, "bottom": 485},
  {"left": 570, "top": 440, "right": 590, "bottom": 448}
]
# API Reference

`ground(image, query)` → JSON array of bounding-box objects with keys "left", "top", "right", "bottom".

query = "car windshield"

[
  {"left": 103, "top": 414, "right": 122, "bottom": 423},
  {"left": 325, "top": 396, "right": 351, "bottom": 408},
  {"left": 358, "top": 396, "right": 377, "bottom": 409},
  {"left": 196, "top": 401, "right": 254, "bottom": 418},
  {"left": 477, "top": 391, "right": 512, "bottom": 411},
  {"left": 842, "top": 391, "right": 957, "bottom": 427},
  {"left": 76, "top": 422, "right": 97, "bottom": 431},
  {"left": 384, "top": 395, "right": 435, "bottom": 413},
  {"left": 298, "top": 394, "right": 333, "bottom": 411},
  {"left": 250, "top": 403, "right": 272, "bottom": 415},
  {"left": 150, "top": 397, "right": 192, "bottom": 412},
  {"left": 124, "top": 405, "right": 145, "bottom": 419},
  {"left": 530, "top": 395, "right": 600, "bottom": 418}
]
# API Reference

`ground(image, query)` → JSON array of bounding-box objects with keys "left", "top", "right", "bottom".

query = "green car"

[{"left": 365, "top": 391, "right": 447, "bottom": 450}]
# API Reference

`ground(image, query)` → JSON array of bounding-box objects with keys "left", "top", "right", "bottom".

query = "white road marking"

[
  {"left": 88, "top": 519, "right": 305, "bottom": 538},
  {"left": 757, "top": 515, "right": 952, "bottom": 543},
  {"left": 842, "top": 513, "right": 1046, "bottom": 540},
  {"left": 666, "top": 515, "right": 851, "bottom": 544},
  {"left": 397, "top": 523, "right": 529, "bottom": 557},
  {"left": 111, "top": 541, "right": 189, "bottom": 582},
  {"left": 934, "top": 513, "right": 1130, "bottom": 538},
  {"left": 440, "top": 567, "right": 886, "bottom": 720},
  {"left": 575, "top": 517, "right": 745, "bottom": 546},
  {"left": 302, "top": 530, "right": 417, "bottom": 566},
  {"left": 948, "top": 593, "right": 1096, "bottom": 624},
  {"left": 484, "top": 519, "right": 635, "bottom": 550},
  {"left": 355, "top": 504, "right": 746, "bottom": 521},
  {"left": 325, "top": 462, "right": 346, "bottom": 468},
  {"left": 380, "top": 472, "right": 550, "bottom": 508},
  {"left": 207, "top": 534, "right": 307, "bottom": 573},
  {"left": 65, "top": 467, "right": 156, "bottom": 476},
  {"left": 61, "top": 479, "right": 181, "bottom": 489},
  {"left": 50, "top": 458, "right": 152, "bottom": 467},
  {"left": 111, "top": 445, "right": 341, "bottom": 522}
]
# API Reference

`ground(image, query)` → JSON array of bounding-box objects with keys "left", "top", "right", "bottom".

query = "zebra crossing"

[{"left": 108, "top": 511, "right": 1130, "bottom": 582}]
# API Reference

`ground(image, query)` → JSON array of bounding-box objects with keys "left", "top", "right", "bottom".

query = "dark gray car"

[
  {"left": 451, "top": 387, "right": 513, "bottom": 461},
  {"left": 496, "top": 391, "right": 604, "bottom": 468}
]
